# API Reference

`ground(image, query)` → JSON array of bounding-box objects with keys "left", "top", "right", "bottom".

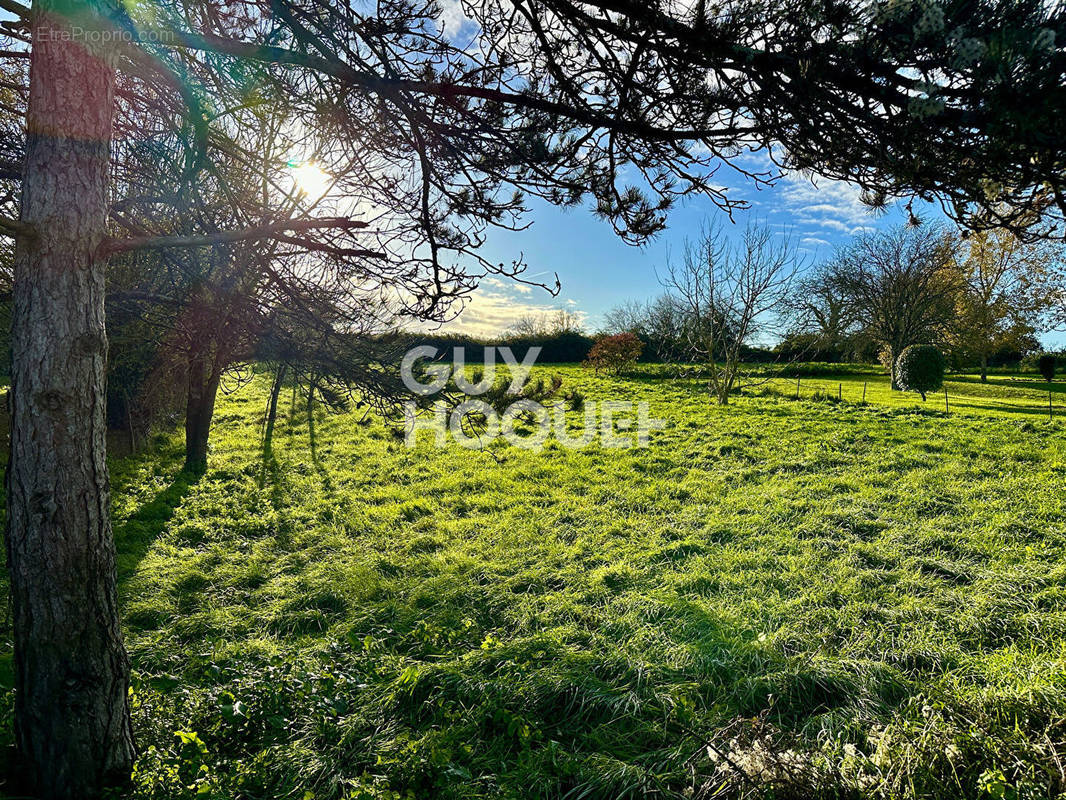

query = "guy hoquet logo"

[{"left": 401, "top": 346, "right": 664, "bottom": 451}]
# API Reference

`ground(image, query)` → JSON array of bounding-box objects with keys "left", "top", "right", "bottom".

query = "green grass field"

[
  {"left": 5, "top": 365, "right": 1066, "bottom": 799},
  {"left": 768, "top": 369, "right": 1066, "bottom": 419}
]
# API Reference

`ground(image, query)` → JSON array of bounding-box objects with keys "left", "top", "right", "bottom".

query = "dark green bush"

[
  {"left": 1021, "top": 349, "right": 1066, "bottom": 373},
  {"left": 1038, "top": 353, "right": 1056, "bottom": 383},
  {"left": 896, "top": 345, "right": 945, "bottom": 401},
  {"left": 395, "top": 330, "right": 595, "bottom": 363}
]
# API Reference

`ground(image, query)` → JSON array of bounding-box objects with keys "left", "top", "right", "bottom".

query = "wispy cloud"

[{"left": 780, "top": 174, "right": 885, "bottom": 235}]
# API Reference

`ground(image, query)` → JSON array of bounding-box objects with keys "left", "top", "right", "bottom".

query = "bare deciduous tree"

[
  {"left": 781, "top": 263, "right": 860, "bottom": 356},
  {"left": 663, "top": 223, "right": 799, "bottom": 404},
  {"left": 602, "top": 293, "right": 689, "bottom": 362},
  {"left": 602, "top": 299, "right": 649, "bottom": 336},
  {"left": 507, "top": 309, "right": 584, "bottom": 338},
  {"left": 828, "top": 226, "right": 960, "bottom": 389}
]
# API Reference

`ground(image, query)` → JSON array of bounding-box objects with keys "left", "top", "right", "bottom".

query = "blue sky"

[{"left": 438, "top": 169, "right": 927, "bottom": 339}]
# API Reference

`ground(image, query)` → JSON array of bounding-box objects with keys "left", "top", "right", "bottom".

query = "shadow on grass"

[
  {"left": 259, "top": 409, "right": 282, "bottom": 490},
  {"left": 305, "top": 396, "right": 335, "bottom": 496},
  {"left": 113, "top": 469, "right": 200, "bottom": 583},
  {"left": 947, "top": 399, "right": 1059, "bottom": 418},
  {"left": 257, "top": 388, "right": 333, "bottom": 498},
  {"left": 948, "top": 374, "right": 1066, "bottom": 394}
]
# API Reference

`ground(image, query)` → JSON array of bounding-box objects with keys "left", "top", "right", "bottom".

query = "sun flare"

[{"left": 289, "top": 161, "right": 332, "bottom": 198}]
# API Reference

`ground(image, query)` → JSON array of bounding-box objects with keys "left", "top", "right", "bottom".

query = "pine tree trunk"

[
  {"left": 6, "top": 2, "right": 135, "bottom": 797},
  {"left": 184, "top": 349, "right": 222, "bottom": 473}
]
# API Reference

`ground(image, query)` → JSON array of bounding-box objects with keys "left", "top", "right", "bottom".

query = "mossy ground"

[{"left": 4, "top": 366, "right": 1066, "bottom": 799}]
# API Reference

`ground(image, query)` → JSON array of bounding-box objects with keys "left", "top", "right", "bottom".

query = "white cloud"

[
  {"left": 414, "top": 285, "right": 587, "bottom": 338},
  {"left": 780, "top": 173, "right": 885, "bottom": 234},
  {"left": 437, "top": 0, "right": 473, "bottom": 35},
  {"left": 813, "top": 218, "right": 853, "bottom": 233}
]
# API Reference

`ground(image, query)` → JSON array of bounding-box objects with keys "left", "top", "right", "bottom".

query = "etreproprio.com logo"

[{"left": 401, "top": 346, "right": 664, "bottom": 451}]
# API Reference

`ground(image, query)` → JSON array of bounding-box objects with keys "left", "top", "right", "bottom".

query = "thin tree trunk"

[
  {"left": 6, "top": 2, "right": 135, "bottom": 797},
  {"left": 124, "top": 388, "right": 136, "bottom": 455},
  {"left": 263, "top": 363, "right": 287, "bottom": 451},
  {"left": 888, "top": 345, "right": 901, "bottom": 390},
  {"left": 306, "top": 379, "right": 318, "bottom": 458},
  {"left": 980, "top": 353, "right": 988, "bottom": 383},
  {"left": 184, "top": 349, "right": 222, "bottom": 473}
]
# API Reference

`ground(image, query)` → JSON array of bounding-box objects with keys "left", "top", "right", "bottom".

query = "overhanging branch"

[
  {"left": 273, "top": 234, "right": 387, "bottom": 260},
  {"left": 100, "top": 217, "right": 370, "bottom": 255},
  {"left": 152, "top": 28, "right": 730, "bottom": 142},
  {"left": 0, "top": 0, "right": 28, "bottom": 18},
  {"left": 0, "top": 215, "right": 30, "bottom": 238}
]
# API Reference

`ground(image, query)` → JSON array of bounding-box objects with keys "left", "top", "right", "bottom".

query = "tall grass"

[{"left": 3, "top": 367, "right": 1066, "bottom": 799}]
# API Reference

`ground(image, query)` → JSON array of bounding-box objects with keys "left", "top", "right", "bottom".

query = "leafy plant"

[
  {"left": 1038, "top": 353, "right": 1056, "bottom": 383},
  {"left": 896, "top": 345, "right": 946, "bottom": 401},
  {"left": 584, "top": 333, "right": 644, "bottom": 375}
]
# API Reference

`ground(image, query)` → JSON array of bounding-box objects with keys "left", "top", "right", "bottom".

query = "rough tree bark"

[
  {"left": 184, "top": 347, "right": 222, "bottom": 472},
  {"left": 6, "top": 1, "right": 136, "bottom": 797}
]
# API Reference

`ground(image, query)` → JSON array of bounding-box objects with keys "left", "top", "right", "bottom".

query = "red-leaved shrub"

[{"left": 584, "top": 333, "right": 643, "bottom": 374}]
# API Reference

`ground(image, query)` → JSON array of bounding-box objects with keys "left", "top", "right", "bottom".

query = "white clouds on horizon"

[{"left": 413, "top": 283, "right": 588, "bottom": 339}]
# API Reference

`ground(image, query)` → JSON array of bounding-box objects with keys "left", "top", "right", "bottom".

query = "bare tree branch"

[
  {"left": 151, "top": 28, "right": 741, "bottom": 142},
  {"left": 0, "top": 214, "right": 30, "bottom": 238},
  {"left": 0, "top": 0, "right": 28, "bottom": 17},
  {"left": 101, "top": 217, "right": 370, "bottom": 254}
]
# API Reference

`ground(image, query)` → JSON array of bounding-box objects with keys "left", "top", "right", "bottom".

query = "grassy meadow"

[{"left": 4, "top": 365, "right": 1066, "bottom": 799}]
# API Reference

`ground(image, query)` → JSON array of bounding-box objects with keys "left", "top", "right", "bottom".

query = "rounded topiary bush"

[
  {"left": 1038, "top": 353, "right": 1056, "bottom": 383},
  {"left": 896, "top": 344, "right": 945, "bottom": 401}
]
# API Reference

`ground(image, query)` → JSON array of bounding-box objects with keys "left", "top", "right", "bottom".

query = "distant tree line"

[
  {"left": 395, "top": 311, "right": 595, "bottom": 365},
  {"left": 603, "top": 221, "right": 1066, "bottom": 390},
  {"left": 48, "top": 217, "right": 1066, "bottom": 454}
]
